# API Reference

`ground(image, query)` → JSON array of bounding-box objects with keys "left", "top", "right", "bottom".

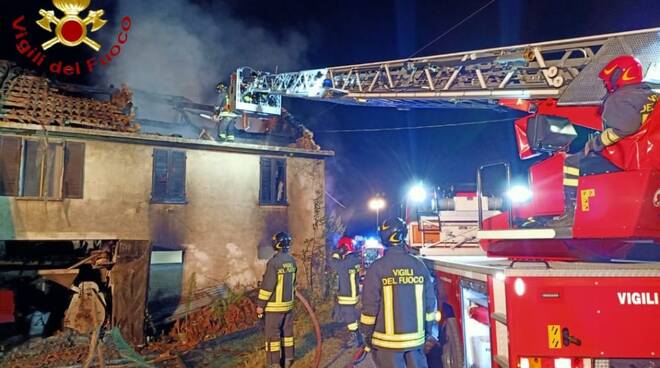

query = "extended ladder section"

[{"left": 233, "top": 28, "right": 660, "bottom": 113}]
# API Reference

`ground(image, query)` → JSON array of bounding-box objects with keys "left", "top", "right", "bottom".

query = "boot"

[
  {"left": 546, "top": 187, "right": 577, "bottom": 229},
  {"left": 344, "top": 331, "right": 362, "bottom": 348},
  {"left": 284, "top": 359, "right": 294, "bottom": 368},
  {"left": 344, "top": 331, "right": 359, "bottom": 349}
]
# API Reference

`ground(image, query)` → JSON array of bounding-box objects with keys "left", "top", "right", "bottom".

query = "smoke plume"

[{"left": 98, "top": 0, "right": 309, "bottom": 104}]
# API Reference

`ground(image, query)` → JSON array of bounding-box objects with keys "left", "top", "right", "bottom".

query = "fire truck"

[{"left": 225, "top": 27, "right": 660, "bottom": 368}]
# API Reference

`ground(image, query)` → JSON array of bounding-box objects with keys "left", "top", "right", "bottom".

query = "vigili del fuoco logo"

[{"left": 11, "top": 0, "right": 133, "bottom": 76}]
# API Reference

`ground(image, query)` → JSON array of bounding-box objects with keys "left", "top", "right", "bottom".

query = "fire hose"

[
  {"left": 296, "top": 292, "right": 323, "bottom": 368},
  {"left": 347, "top": 346, "right": 368, "bottom": 367},
  {"left": 260, "top": 292, "right": 373, "bottom": 368}
]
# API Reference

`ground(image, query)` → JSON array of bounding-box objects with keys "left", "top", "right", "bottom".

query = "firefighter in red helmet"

[
  {"left": 329, "top": 235, "right": 363, "bottom": 348},
  {"left": 549, "top": 55, "right": 659, "bottom": 227}
]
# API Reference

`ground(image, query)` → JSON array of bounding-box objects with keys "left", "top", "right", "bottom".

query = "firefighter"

[
  {"left": 329, "top": 235, "right": 362, "bottom": 348},
  {"left": 256, "top": 232, "right": 297, "bottom": 368},
  {"left": 359, "top": 218, "right": 438, "bottom": 368},
  {"left": 212, "top": 82, "right": 237, "bottom": 141},
  {"left": 550, "top": 55, "right": 658, "bottom": 227}
]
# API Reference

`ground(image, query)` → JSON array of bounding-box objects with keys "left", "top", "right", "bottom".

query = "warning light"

[{"left": 514, "top": 278, "right": 526, "bottom": 296}]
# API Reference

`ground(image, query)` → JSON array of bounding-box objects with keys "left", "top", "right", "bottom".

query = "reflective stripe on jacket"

[
  {"left": 329, "top": 252, "right": 361, "bottom": 305},
  {"left": 360, "top": 246, "right": 437, "bottom": 351},
  {"left": 257, "top": 252, "right": 297, "bottom": 312}
]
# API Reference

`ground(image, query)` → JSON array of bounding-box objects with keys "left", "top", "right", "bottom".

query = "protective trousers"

[
  {"left": 372, "top": 348, "right": 429, "bottom": 368},
  {"left": 338, "top": 304, "right": 359, "bottom": 332},
  {"left": 264, "top": 311, "right": 294, "bottom": 366}
]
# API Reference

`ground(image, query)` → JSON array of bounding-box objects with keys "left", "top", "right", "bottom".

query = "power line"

[
  {"left": 408, "top": 0, "right": 497, "bottom": 58},
  {"left": 325, "top": 191, "right": 346, "bottom": 208},
  {"left": 315, "top": 117, "right": 515, "bottom": 133}
]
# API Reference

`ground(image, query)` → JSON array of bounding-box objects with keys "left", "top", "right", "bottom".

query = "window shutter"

[
  {"left": 168, "top": 151, "right": 186, "bottom": 202},
  {"left": 63, "top": 142, "right": 85, "bottom": 198},
  {"left": 0, "top": 137, "right": 22, "bottom": 196},
  {"left": 260, "top": 157, "right": 273, "bottom": 203},
  {"left": 152, "top": 149, "right": 169, "bottom": 202}
]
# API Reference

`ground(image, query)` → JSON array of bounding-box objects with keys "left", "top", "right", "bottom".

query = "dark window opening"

[
  {"left": 260, "top": 157, "right": 287, "bottom": 205},
  {"left": 0, "top": 137, "right": 84, "bottom": 199},
  {"left": 151, "top": 149, "right": 187, "bottom": 204},
  {"left": 63, "top": 142, "right": 85, "bottom": 198},
  {"left": 0, "top": 136, "right": 22, "bottom": 196}
]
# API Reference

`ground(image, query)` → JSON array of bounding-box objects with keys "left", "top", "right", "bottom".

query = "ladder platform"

[{"left": 477, "top": 228, "right": 573, "bottom": 240}]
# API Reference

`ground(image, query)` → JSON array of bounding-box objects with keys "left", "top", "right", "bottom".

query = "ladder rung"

[
  {"left": 494, "top": 355, "right": 509, "bottom": 368},
  {"left": 491, "top": 312, "right": 507, "bottom": 325}
]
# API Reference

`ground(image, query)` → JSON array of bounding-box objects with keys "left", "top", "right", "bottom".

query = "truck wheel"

[{"left": 442, "top": 317, "right": 464, "bottom": 368}]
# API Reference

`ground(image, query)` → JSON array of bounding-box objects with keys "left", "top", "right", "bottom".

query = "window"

[
  {"left": 21, "top": 140, "right": 64, "bottom": 198},
  {"left": 0, "top": 137, "right": 84, "bottom": 199},
  {"left": 260, "top": 157, "right": 286, "bottom": 205},
  {"left": 151, "top": 149, "right": 186, "bottom": 204}
]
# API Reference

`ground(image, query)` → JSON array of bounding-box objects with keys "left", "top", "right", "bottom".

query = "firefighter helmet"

[
  {"left": 598, "top": 55, "right": 643, "bottom": 93},
  {"left": 272, "top": 232, "right": 292, "bottom": 251},
  {"left": 379, "top": 217, "right": 408, "bottom": 248},
  {"left": 336, "top": 236, "right": 355, "bottom": 257}
]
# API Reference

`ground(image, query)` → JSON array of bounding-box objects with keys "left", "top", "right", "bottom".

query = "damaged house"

[{"left": 0, "top": 60, "right": 331, "bottom": 346}]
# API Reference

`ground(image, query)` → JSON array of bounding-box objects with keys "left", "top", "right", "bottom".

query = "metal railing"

[{"left": 476, "top": 162, "right": 513, "bottom": 230}]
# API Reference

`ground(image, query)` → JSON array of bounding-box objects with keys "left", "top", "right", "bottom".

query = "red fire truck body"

[{"left": 425, "top": 256, "right": 660, "bottom": 368}]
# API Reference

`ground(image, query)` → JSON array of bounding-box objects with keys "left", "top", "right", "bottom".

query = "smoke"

[{"left": 98, "top": 0, "right": 308, "bottom": 104}]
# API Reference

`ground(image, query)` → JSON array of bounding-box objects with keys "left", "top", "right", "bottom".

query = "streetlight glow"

[
  {"left": 368, "top": 197, "right": 386, "bottom": 211},
  {"left": 368, "top": 196, "right": 386, "bottom": 229}
]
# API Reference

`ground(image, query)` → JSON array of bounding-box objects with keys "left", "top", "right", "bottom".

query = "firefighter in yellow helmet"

[
  {"left": 359, "top": 218, "right": 438, "bottom": 368},
  {"left": 256, "top": 232, "right": 297, "bottom": 368}
]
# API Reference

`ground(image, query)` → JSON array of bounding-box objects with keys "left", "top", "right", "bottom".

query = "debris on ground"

[
  {"left": 144, "top": 290, "right": 259, "bottom": 355},
  {"left": 0, "top": 330, "right": 121, "bottom": 368},
  {"left": 1, "top": 289, "right": 354, "bottom": 367}
]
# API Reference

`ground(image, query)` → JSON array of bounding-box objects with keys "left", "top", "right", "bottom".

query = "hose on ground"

[
  {"left": 296, "top": 292, "right": 322, "bottom": 368},
  {"left": 346, "top": 346, "right": 368, "bottom": 367}
]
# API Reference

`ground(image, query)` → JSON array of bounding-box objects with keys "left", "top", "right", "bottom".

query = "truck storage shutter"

[
  {"left": 63, "top": 142, "right": 85, "bottom": 198},
  {"left": 0, "top": 136, "right": 21, "bottom": 196}
]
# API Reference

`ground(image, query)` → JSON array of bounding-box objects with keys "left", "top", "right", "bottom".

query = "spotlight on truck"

[{"left": 507, "top": 185, "right": 532, "bottom": 204}]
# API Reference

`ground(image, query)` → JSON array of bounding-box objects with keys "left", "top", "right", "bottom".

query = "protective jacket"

[
  {"left": 360, "top": 247, "right": 437, "bottom": 351},
  {"left": 599, "top": 83, "right": 659, "bottom": 170},
  {"left": 257, "top": 252, "right": 297, "bottom": 312},
  {"left": 329, "top": 252, "right": 361, "bottom": 305}
]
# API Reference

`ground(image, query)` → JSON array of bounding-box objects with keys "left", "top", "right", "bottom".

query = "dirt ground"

[{"left": 0, "top": 296, "right": 376, "bottom": 368}]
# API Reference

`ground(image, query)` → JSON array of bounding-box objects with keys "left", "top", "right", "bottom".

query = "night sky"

[{"left": 2, "top": 0, "right": 659, "bottom": 235}]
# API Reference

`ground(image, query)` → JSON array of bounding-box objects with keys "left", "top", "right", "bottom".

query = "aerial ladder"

[
  {"left": 226, "top": 28, "right": 660, "bottom": 368},
  {"left": 228, "top": 26, "right": 660, "bottom": 260}
]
